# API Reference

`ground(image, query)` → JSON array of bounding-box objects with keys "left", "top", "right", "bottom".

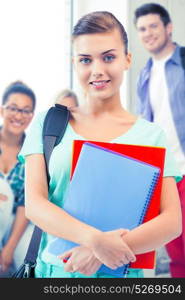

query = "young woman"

[
  {"left": 19, "top": 12, "right": 182, "bottom": 278},
  {"left": 0, "top": 81, "right": 36, "bottom": 277}
]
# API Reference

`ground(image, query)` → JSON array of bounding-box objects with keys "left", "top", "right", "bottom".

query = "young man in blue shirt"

[{"left": 134, "top": 3, "right": 185, "bottom": 278}]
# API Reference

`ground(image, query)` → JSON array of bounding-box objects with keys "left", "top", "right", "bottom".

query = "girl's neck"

[
  {"left": 80, "top": 94, "right": 124, "bottom": 116},
  {"left": 0, "top": 127, "right": 24, "bottom": 147}
]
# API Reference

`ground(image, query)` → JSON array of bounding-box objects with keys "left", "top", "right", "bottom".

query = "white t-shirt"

[
  {"left": 149, "top": 55, "right": 185, "bottom": 174},
  {"left": 0, "top": 177, "right": 14, "bottom": 243}
]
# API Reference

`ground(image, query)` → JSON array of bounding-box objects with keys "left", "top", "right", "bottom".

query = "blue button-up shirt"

[{"left": 137, "top": 44, "right": 185, "bottom": 154}]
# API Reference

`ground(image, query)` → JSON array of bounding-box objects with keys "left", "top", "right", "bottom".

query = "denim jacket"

[{"left": 137, "top": 45, "right": 185, "bottom": 154}]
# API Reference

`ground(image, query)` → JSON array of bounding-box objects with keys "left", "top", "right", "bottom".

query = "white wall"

[{"left": 0, "top": 0, "right": 70, "bottom": 114}]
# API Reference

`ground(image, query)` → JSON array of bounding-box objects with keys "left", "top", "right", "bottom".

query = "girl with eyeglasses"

[{"left": 0, "top": 81, "right": 36, "bottom": 277}]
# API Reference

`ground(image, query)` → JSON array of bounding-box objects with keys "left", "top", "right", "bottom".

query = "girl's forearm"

[
  {"left": 122, "top": 211, "right": 182, "bottom": 255},
  {"left": 124, "top": 178, "right": 182, "bottom": 255},
  {"left": 26, "top": 196, "right": 101, "bottom": 248},
  {"left": 6, "top": 206, "right": 29, "bottom": 250},
  {"left": 25, "top": 155, "right": 101, "bottom": 249}
]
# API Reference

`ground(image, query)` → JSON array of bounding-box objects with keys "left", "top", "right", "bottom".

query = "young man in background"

[{"left": 134, "top": 3, "right": 185, "bottom": 278}]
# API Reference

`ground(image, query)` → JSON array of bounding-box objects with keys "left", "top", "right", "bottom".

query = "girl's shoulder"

[
  {"left": 118, "top": 117, "right": 167, "bottom": 147},
  {"left": 136, "top": 117, "right": 165, "bottom": 134}
]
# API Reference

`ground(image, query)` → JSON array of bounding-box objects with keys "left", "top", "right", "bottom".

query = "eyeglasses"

[{"left": 3, "top": 106, "right": 33, "bottom": 118}]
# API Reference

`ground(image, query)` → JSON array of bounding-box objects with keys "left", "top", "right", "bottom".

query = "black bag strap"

[
  {"left": 180, "top": 47, "right": 185, "bottom": 70},
  {"left": 43, "top": 104, "right": 70, "bottom": 184},
  {"left": 24, "top": 104, "right": 70, "bottom": 264}
]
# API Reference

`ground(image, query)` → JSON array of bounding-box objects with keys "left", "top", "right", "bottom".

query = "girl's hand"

[
  {"left": 58, "top": 246, "right": 102, "bottom": 276},
  {"left": 89, "top": 228, "right": 136, "bottom": 269},
  {"left": 0, "top": 245, "right": 14, "bottom": 272}
]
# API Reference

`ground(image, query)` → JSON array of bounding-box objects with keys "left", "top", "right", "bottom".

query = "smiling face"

[
  {"left": 72, "top": 29, "right": 131, "bottom": 102},
  {"left": 1, "top": 93, "right": 34, "bottom": 136},
  {"left": 136, "top": 14, "right": 172, "bottom": 55}
]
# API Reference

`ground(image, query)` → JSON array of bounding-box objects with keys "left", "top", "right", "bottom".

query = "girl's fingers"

[{"left": 58, "top": 250, "right": 73, "bottom": 262}]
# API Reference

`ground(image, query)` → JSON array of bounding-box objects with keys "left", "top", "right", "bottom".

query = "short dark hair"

[
  {"left": 134, "top": 3, "right": 171, "bottom": 26},
  {"left": 72, "top": 11, "right": 128, "bottom": 54},
  {"left": 2, "top": 80, "right": 36, "bottom": 110}
]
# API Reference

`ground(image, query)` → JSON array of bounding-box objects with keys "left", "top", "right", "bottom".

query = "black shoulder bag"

[{"left": 12, "top": 104, "right": 70, "bottom": 278}]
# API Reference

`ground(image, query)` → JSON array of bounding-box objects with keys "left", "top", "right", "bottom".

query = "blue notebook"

[{"left": 48, "top": 142, "right": 160, "bottom": 277}]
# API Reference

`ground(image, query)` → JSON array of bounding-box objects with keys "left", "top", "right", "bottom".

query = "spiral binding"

[
  {"left": 138, "top": 171, "right": 160, "bottom": 226},
  {"left": 121, "top": 170, "right": 160, "bottom": 277}
]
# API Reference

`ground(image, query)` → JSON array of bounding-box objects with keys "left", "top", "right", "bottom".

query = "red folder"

[{"left": 70, "top": 140, "right": 165, "bottom": 269}]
